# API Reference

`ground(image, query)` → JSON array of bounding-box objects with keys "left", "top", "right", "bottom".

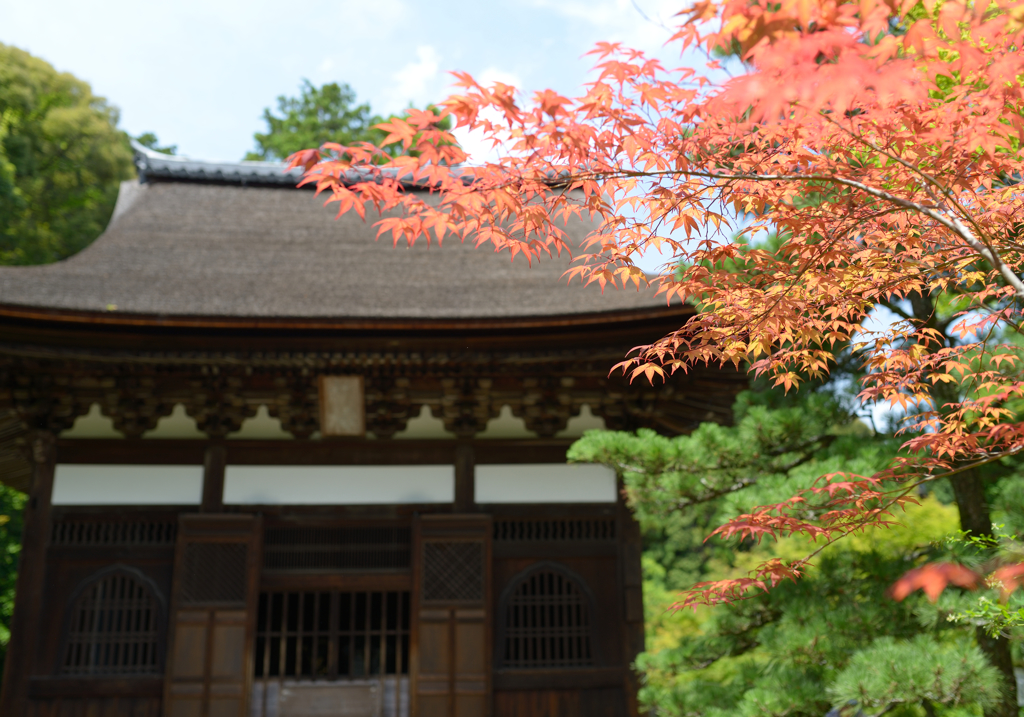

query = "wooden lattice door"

[
  {"left": 413, "top": 515, "right": 492, "bottom": 717},
  {"left": 163, "top": 514, "right": 263, "bottom": 717}
]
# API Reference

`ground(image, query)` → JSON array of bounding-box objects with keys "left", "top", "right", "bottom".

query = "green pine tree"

[
  {"left": 569, "top": 381, "right": 1017, "bottom": 716},
  {"left": 246, "top": 79, "right": 453, "bottom": 163}
]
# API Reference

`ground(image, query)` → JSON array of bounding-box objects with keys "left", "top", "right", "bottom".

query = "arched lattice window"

[
  {"left": 61, "top": 568, "right": 163, "bottom": 676},
  {"left": 500, "top": 564, "right": 594, "bottom": 669}
]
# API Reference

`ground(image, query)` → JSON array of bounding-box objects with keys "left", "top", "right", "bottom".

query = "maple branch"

[
  {"left": 678, "top": 448, "right": 1024, "bottom": 609},
  {"left": 818, "top": 112, "right": 972, "bottom": 219},
  {"left": 571, "top": 166, "right": 1024, "bottom": 301},
  {"left": 678, "top": 449, "right": 828, "bottom": 508}
]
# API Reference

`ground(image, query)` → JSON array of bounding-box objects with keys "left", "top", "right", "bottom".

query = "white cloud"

[
  {"left": 318, "top": 0, "right": 410, "bottom": 33},
  {"left": 452, "top": 121, "right": 501, "bottom": 164},
  {"left": 525, "top": 0, "right": 683, "bottom": 55},
  {"left": 0, "top": 0, "right": 708, "bottom": 160},
  {"left": 526, "top": 0, "right": 677, "bottom": 27},
  {"left": 387, "top": 46, "right": 442, "bottom": 110},
  {"left": 448, "top": 67, "right": 524, "bottom": 163},
  {"left": 477, "top": 67, "right": 523, "bottom": 89}
]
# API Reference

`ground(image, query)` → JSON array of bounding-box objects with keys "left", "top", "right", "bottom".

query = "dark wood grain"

[
  {"left": 0, "top": 432, "right": 56, "bottom": 716},
  {"left": 493, "top": 668, "right": 626, "bottom": 691},
  {"left": 201, "top": 444, "right": 226, "bottom": 513},
  {"left": 27, "top": 678, "right": 164, "bottom": 699},
  {"left": 494, "top": 687, "right": 629, "bottom": 717},
  {"left": 259, "top": 571, "right": 412, "bottom": 591},
  {"left": 25, "top": 695, "right": 163, "bottom": 717},
  {"left": 54, "top": 438, "right": 573, "bottom": 466}
]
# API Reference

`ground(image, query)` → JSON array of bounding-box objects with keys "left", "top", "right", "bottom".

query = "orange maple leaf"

[{"left": 890, "top": 562, "right": 980, "bottom": 602}]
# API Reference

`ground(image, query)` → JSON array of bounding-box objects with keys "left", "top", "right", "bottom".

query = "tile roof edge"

[{"left": 131, "top": 140, "right": 304, "bottom": 187}]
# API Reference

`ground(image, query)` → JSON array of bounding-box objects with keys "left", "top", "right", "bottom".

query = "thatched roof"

[{"left": 0, "top": 147, "right": 669, "bottom": 322}]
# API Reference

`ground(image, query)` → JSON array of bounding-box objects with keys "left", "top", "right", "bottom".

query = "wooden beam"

[
  {"left": 55, "top": 438, "right": 571, "bottom": 466},
  {"left": 454, "top": 443, "right": 475, "bottom": 512},
  {"left": 493, "top": 667, "right": 626, "bottom": 691},
  {"left": 27, "top": 677, "right": 164, "bottom": 699},
  {"left": 617, "top": 478, "right": 645, "bottom": 717},
  {"left": 260, "top": 572, "right": 412, "bottom": 592},
  {"left": 201, "top": 443, "right": 226, "bottom": 512}
]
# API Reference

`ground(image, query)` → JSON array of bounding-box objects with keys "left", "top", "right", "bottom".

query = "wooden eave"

[{"left": 0, "top": 301, "right": 695, "bottom": 356}]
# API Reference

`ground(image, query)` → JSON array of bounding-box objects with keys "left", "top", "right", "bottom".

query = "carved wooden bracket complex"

[{"left": 0, "top": 348, "right": 742, "bottom": 449}]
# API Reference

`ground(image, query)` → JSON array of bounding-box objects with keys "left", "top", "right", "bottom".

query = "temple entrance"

[
  {"left": 250, "top": 590, "right": 412, "bottom": 717},
  {"left": 251, "top": 678, "right": 410, "bottom": 717}
]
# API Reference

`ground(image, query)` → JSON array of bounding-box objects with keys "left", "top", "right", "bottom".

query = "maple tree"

[{"left": 291, "top": 0, "right": 1024, "bottom": 712}]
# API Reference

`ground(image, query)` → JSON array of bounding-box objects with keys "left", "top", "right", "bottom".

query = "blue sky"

[{"left": 0, "top": 0, "right": 684, "bottom": 161}]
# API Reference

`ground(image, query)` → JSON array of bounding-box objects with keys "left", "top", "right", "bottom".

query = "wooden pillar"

[
  {"left": 617, "top": 478, "right": 645, "bottom": 717},
  {"left": 0, "top": 431, "right": 56, "bottom": 715},
  {"left": 201, "top": 442, "right": 226, "bottom": 513},
  {"left": 454, "top": 443, "right": 475, "bottom": 513}
]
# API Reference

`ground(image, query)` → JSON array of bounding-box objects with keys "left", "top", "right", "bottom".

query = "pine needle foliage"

[
  {"left": 831, "top": 636, "right": 1004, "bottom": 715},
  {"left": 569, "top": 388, "right": 1000, "bottom": 716}
]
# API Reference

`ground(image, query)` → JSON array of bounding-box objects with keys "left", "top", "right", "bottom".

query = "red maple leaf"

[{"left": 890, "top": 563, "right": 980, "bottom": 602}]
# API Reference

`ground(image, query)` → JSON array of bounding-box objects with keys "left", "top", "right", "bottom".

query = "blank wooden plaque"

[{"left": 319, "top": 376, "right": 365, "bottom": 437}]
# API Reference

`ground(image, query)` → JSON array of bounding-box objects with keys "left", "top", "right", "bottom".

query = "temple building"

[{"left": 0, "top": 145, "right": 743, "bottom": 717}]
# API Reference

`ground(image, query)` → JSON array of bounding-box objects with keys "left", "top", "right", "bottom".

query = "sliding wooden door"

[
  {"left": 163, "top": 514, "right": 263, "bottom": 717},
  {"left": 413, "top": 515, "right": 492, "bottom": 717}
]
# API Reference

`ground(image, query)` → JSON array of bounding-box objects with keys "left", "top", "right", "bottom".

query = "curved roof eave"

[
  {"left": 0, "top": 300, "right": 692, "bottom": 332},
  {"left": 0, "top": 149, "right": 680, "bottom": 328}
]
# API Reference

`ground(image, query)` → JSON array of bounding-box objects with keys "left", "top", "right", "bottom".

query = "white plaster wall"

[
  {"left": 475, "top": 463, "right": 617, "bottom": 503},
  {"left": 224, "top": 465, "right": 455, "bottom": 504},
  {"left": 52, "top": 464, "right": 203, "bottom": 505},
  {"left": 142, "top": 403, "right": 206, "bottom": 439}
]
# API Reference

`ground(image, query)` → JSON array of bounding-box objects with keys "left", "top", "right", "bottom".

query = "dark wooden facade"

[{"left": 0, "top": 147, "right": 743, "bottom": 717}]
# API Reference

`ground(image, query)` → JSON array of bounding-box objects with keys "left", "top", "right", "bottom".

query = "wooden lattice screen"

[
  {"left": 61, "top": 570, "right": 162, "bottom": 676},
  {"left": 52, "top": 518, "right": 177, "bottom": 547},
  {"left": 493, "top": 518, "right": 616, "bottom": 542},
  {"left": 422, "top": 542, "right": 484, "bottom": 603},
  {"left": 500, "top": 568, "right": 593, "bottom": 669},
  {"left": 180, "top": 542, "right": 249, "bottom": 605},
  {"left": 254, "top": 590, "right": 411, "bottom": 679}
]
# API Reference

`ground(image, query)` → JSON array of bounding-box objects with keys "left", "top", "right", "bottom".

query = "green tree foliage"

[
  {"left": 832, "top": 636, "right": 1003, "bottom": 715},
  {"left": 246, "top": 79, "right": 453, "bottom": 162},
  {"left": 0, "top": 43, "right": 134, "bottom": 265},
  {"left": 0, "top": 485, "right": 25, "bottom": 680},
  {"left": 246, "top": 80, "right": 383, "bottom": 161},
  {"left": 134, "top": 131, "right": 176, "bottom": 156},
  {"left": 569, "top": 386, "right": 1015, "bottom": 716}
]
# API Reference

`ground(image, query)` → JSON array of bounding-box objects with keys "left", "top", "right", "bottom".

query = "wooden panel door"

[
  {"left": 413, "top": 515, "right": 492, "bottom": 717},
  {"left": 163, "top": 514, "right": 262, "bottom": 717}
]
